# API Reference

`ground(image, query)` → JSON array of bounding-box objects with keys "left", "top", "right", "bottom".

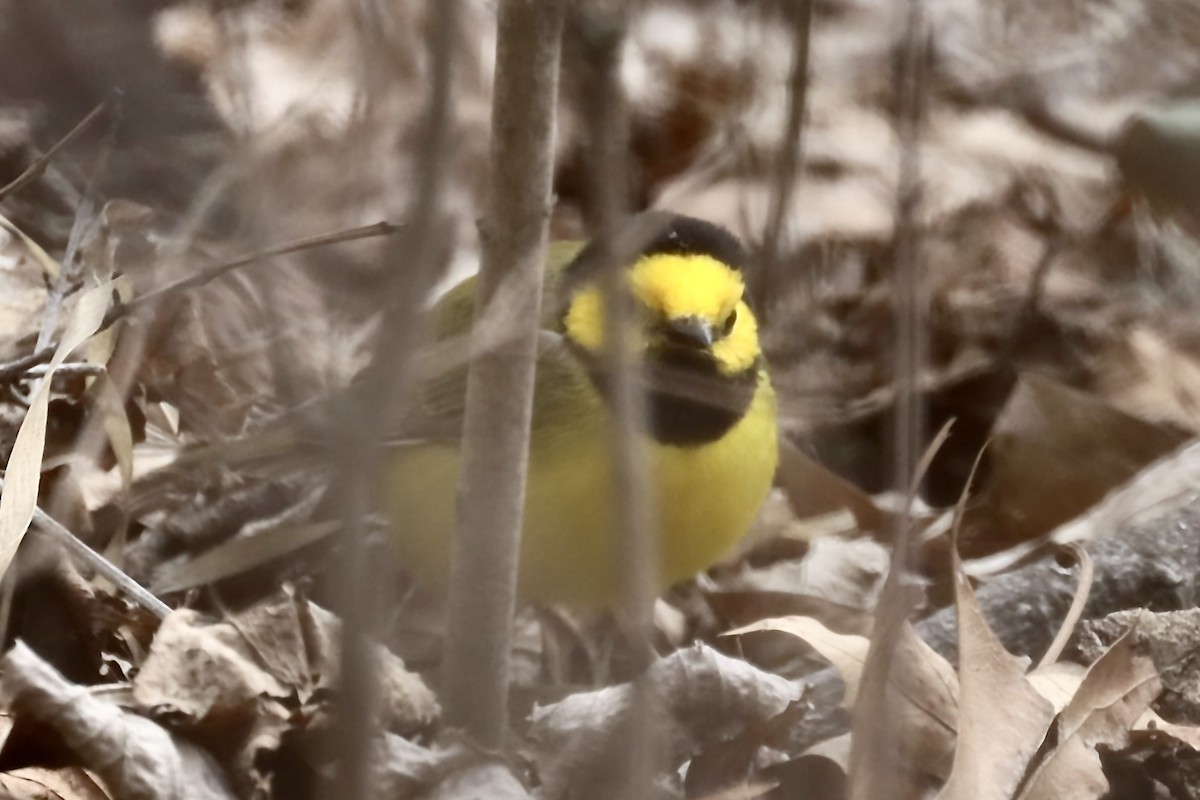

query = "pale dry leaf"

[
  {"left": 727, "top": 616, "right": 868, "bottom": 707},
  {"left": 527, "top": 643, "right": 801, "bottom": 800},
  {"left": 371, "top": 734, "right": 462, "bottom": 798},
  {"left": 0, "top": 210, "right": 61, "bottom": 280},
  {"left": 886, "top": 622, "right": 962, "bottom": 779},
  {"left": 729, "top": 614, "right": 958, "bottom": 774},
  {"left": 1027, "top": 662, "right": 1087, "bottom": 714},
  {"left": 725, "top": 535, "right": 889, "bottom": 611},
  {"left": 132, "top": 608, "right": 292, "bottom": 723},
  {"left": 2, "top": 642, "right": 236, "bottom": 800},
  {"left": 1017, "top": 631, "right": 1164, "bottom": 800},
  {"left": 301, "top": 600, "right": 440, "bottom": 734},
  {"left": 0, "top": 280, "right": 116, "bottom": 580},
  {"left": 422, "top": 761, "right": 533, "bottom": 800},
  {"left": 1095, "top": 324, "right": 1200, "bottom": 434},
  {"left": 224, "top": 587, "right": 312, "bottom": 696},
  {"left": 937, "top": 558, "right": 1055, "bottom": 800},
  {"left": 0, "top": 227, "right": 49, "bottom": 349},
  {"left": 0, "top": 766, "right": 112, "bottom": 800},
  {"left": 150, "top": 519, "right": 338, "bottom": 594}
]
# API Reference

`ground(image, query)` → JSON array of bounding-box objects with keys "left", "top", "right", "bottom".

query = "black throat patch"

[
  {"left": 642, "top": 349, "right": 759, "bottom": 447},
  {"left": 573, "top": 344, "right": 759, "bottom": 447}
]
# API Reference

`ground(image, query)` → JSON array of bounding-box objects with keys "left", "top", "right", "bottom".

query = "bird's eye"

[{"left": 721, "top": 309, "right": 737, "bottom": 337}]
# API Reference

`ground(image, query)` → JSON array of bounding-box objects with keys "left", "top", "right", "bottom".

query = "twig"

[
  {"left": 106, "top": 220, "right": 401, "bottom": 325},
  {"left": 0, "top": 221, "right": 401, "bottom": 385},
  {"left": 326, "top": 1, "right": 462, "bottom": 797},
  {"left": 36, "top": 199, "right": 96, "bottom": 352},
  {"left": 756, "top": 0, "right": 814, "bottom": 321},
  {"left": 848, "top": 2, "right": 929, "bottom": 798},
  {"left": 0, "top": 100, "right": 111, "bottom": 205},
  {"left": 442, "top": 0, "right": 565, "bottom": 747},
  {"left": 0, "top": 478, "right": 170, "bottom": 620},
  {"left": 574, "top": 4, "right": 660, "bottom": 796},
  {"left": 22, "top": 363, "right": 107, "bottom": 378}
]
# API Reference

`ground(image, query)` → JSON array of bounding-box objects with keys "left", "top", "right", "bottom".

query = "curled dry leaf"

[
  {"left": 937, "top": 557, "right": 1055, "bottom": 800},
  {"left": 527, "top": 643, "right": 801, "bottom": 800},
  {"left": 728, "top": 617, "right": 868, "bottom": 708},
  {"left": 1081, "top": 608, "right": 1200, "bottom": 723},
  {"left": 1, "top": 642, "right": 236, "bottom": 800},
  {"left": 729, "top": 615, "right": 958, "bottom": 777},
  {"left": 1017, "top": 631, "right": 1163, "bottom": 800}
]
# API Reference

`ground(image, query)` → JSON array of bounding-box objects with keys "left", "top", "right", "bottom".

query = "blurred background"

[{"left": 3, "top": 0, "right": 1200, "bottom": 797}]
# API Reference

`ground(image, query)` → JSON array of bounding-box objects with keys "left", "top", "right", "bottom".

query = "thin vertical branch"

[
  {"left": 848, "top": 1, "right": 928, "bottom": 797},
  {"left": 757, "top": 0, "right": 814, "bottom": 321},
  {"left": 574, "top": 4, "right": 659, "bottom": 796},
  {"left": 573, "top": 1, "right": 658, "bottom": 664},
  {"left": 442, "top": 0, "right": 565, "bottom": 747},
  {"left": 330, "top": 1, "right": 461, "bottom": 797}
]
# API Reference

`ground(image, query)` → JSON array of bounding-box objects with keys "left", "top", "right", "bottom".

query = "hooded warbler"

[{"left": 381, "top": 212, "right": 777, "bottom": 607}]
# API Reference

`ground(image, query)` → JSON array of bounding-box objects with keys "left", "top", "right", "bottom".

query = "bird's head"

[
  {"left": 561, "top": 214, "right": 760, "bottom": 378},
  {"left": 560, "top": 214, "right": 764, "bottom": 445}
]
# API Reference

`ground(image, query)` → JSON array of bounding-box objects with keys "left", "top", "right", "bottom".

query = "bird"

[{"left": 380, "top": 211, "right": 778, "bottom": 607}]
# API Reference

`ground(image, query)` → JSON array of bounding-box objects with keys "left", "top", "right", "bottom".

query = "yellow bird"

[{"left": 381, "top": 212, "right": 778, "bottom": 607}]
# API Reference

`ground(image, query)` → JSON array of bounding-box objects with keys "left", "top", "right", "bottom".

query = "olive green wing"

[
  {"left": 394, "top": 240, "right": 591, "bottom": 443},
  {"left": 425, "top": 240, "right": 582, "bottom": 339}
]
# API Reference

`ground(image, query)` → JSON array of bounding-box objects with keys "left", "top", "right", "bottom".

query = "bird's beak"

[{"left": 663, "top": 316, "right": 714, "bottom": 349}]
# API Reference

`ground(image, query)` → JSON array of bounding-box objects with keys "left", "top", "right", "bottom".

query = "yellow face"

[{"left": 562, "top": 253, "right": 761, "bottom": 377}]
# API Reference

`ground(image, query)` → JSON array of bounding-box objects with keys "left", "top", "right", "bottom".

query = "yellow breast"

[{"left": 380, "top": 371, "right": 777, "bottom": 608}]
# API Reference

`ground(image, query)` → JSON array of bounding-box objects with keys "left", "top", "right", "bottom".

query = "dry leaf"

[
  {"left": 728, "top": 617, "right": 868, "bottom": 708},
  {"left": 1027, "top": 662, "right": 1088, "bottom": 714},
  {"left": 301, "top": 598, "right": 440, "bottom": 734},
  {"left": 527, "top": 644, "right": 801, "bottom": 800},
  {"left": 1018, "top": 631, "right": 1163, "bottom": 800},
  {"left": 0, "top": 280, "right": 116, "bottom": 579},
  {"left": 937, "top": 558, "right": 1055, "bottom": 800},
  {"left": 731, "top": 614, "right": 958, "bottom": 778},
  {"left": 132, "top": 609, "right": 293, "bottom": 723},
  {"left": 1, "top": 642, "right": 236, "bottom": 800},
  {"left": 422, "top": 761, "right": 533, "bottom": 800},
  {"left": 0, "top": 767, "right": 112, "bottom": 800},
  {"left": 965, "top": 373, "right": 1187, "bottom": 553}
]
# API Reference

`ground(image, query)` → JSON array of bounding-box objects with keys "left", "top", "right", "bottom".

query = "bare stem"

[
  {"left": 757, "top": 0, "right": 814, "bottom": 320},
  {"left": 574, "top": 4, "right": 660, "bottom": 795},
  {"left": 848, "top": 1, "right": 929, "bottom": 797},
  {"left": 441, "top": 0, "right": 565, "bottom": 747},
  {"left": 0, "top": 100, "right": 111, "bottom": 205},
  {"left": 325, "top": 1, "right": 463, "bottom": 797}
]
